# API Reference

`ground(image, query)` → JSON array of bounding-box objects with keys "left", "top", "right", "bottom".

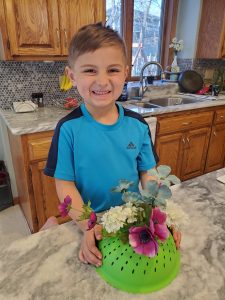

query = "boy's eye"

[
  {"left": 83, "top": 69, "right": 96, "bottom": 74},
  {"left": 108, "top": 68, "right": 120, "bottom": 73}
]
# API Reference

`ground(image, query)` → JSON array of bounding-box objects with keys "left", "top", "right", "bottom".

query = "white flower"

[
  {"left": 163, "top": 200, "right": 189, "bottom": 230},
  {"left": 169, "top": 37, "right": 184, "bottom": 52},
  {"left": 100, "top": 203, "right": 141, "bottom": 233}
]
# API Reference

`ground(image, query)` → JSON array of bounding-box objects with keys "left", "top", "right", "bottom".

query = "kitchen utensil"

[
  {"left": 96, "top": 233, "right": 180, "bottom": 293},
  {"left": 178, "top": 70, "right": 204, "bottom": 93}
]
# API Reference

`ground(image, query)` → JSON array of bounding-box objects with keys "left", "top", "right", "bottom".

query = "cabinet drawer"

[
  {"left": 157, "top": 111, "right": 213, "bottom": 134},
  {"left": 28, "top": 138, "right": 52, "bottom": 161},
  {"left": 214, "top": 108, "right": 225, "bottom": 124}
]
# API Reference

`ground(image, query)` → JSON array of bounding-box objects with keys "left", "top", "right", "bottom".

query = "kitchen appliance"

[{"left": 178, "top": 70, "right": 204, "bottom": 93}]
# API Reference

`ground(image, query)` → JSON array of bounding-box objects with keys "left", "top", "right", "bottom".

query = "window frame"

[{"left": 119, "top": 0, "right": 179, "bottom": 81}]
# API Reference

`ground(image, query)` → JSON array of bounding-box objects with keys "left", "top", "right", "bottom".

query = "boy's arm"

[
  {"left": 55, "top": 178, "right": 102, "bottom": 266},
  {"left": 139, "top": 170, "right": 156, "bottom": 189}
]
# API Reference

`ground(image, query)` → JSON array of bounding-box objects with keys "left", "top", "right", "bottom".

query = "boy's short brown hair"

[{"left": 68, "top": 22, "right": 127, "bottom": 67}]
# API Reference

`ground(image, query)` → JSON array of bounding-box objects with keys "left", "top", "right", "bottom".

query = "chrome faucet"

[{"left": 139, "top": 61, "right": 165, "bottom": 98}]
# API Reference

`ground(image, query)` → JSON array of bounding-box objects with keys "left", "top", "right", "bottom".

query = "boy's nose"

[{"left": 95, "top": 72, "right": 109, "bottom": 86}]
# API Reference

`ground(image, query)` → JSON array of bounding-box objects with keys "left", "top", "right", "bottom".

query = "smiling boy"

[{"left": 44, "top": 23, "right": 175, "bottom": 267}]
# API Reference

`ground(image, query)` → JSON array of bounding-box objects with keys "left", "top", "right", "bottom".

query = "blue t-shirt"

[{"left": 44, "top": 103, "right": 158, "bottom": 212}]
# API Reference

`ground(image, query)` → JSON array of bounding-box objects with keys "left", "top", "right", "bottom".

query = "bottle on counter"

[{"left": 32, "top": 92, "right": 44, "bottom": 107}]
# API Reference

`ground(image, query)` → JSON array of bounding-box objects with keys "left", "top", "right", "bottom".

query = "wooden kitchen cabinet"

[
  {"left": 0, "top": 0, "right": 105, "bottom": 60},
  {"left": 205, "top": 108, "right": 225, "bottom": 173},
  {"left": 196, "top": 0, "right": 225, "bottom": 58},
  {"left": 155, "top": 110, "right": 213, "bottom": 181},
  {"left": 8, "top": 130, "right": 70, "bottom": 233}
]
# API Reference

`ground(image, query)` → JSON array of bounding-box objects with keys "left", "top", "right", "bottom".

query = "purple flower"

[
  {"left": 87, "top": 211, "right": 97, "bottom": 230},
  {"left": 150, "top": 207, "right": 169, "bottom": 242},
  {"left": 58, "top": 195, "right": 72, "bottom": 218},
  {"left": 129, "top": 226, "right": 158, "bottom": 257}
]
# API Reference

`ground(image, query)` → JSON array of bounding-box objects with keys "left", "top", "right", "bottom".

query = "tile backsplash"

[
  {"left": 0, "top": 61, "right": 82, "bottom": 110},
  {"left": 0, "top": 59, "right": 224, "bottom": 110}
]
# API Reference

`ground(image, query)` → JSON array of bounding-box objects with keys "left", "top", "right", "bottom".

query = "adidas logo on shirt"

[{"left": 127, "top": 142, "right": 136, "bottom": 149}]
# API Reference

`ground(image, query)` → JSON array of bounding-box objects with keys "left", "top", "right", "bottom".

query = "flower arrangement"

[
  {"left": 169, "top": 37, "right": 184, "bottom": 54},
  {"left": 169, "top": 37, "right": 184, "bottom": 74},
  {"left": 59, "top": 165, "right": 188, "bottom": 259}
]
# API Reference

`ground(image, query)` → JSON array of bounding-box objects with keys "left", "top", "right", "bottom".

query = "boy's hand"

[
  {"left": 171, "top": 225, "right": 181, "bottom": 249},
  {"left": 78, "top": 224, "right": 102, "bottom": 267}
]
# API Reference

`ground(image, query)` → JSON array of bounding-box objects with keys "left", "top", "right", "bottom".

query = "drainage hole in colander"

[
  {"left": 164, "top": 255, "right": 166, "bottom": 259},
  {"left": 118, "top": 245, "right": 121, "bottom": 248},
  {"left": 163, "top": 263, "right": 166, "bottom": 268},
  {"left": 132, "top": 269, "right": 135, "bottom": 274},
  {"left": 121, "top": 266, "right": 124, "bottom": 271},
  {"left": 170, "top": 257, "right": 172, "bottom": 261},
  {"left": 113, "top": 240, "right": 115, "bottom": 243},
  {"left": 146, "top": 262, "right": 149, "bottom": 266},
  {"left": 169, "top": 250, "right": 171, "bottom": 253},
  {"left": 116, "top": 257, "right": 119, "bottom": 260},
  {"left": 109, "top": 252, "right": 111, "bottom": 255},
  {"left": 108, "top": 243, "right": 111, "bottom": 246},
  {"left": 125, "top": 261, "right": 128, "bottom": 264},
  {"left": 154, "top": 267, "right": 157, "bottom": 272},
  {"left": 104, "top": 255, "right": 107, "bottom": 259},
  {"left": 121, "top": 253, "right": 124, "bottom": 256},
  {"left": 156, "top": 259, "right": 158, "bottom": 264},
  {"left": 103, "top": 245, "right": 106, "bottom": 248},
  {"left": 139, "top": 256, "right": 142, "bottom": 260},
  {"left": 113, "top": 248, "right": 116, "bottom": 251},
  {"left": 111, "top": 261, "right": 114, "bottom": 266},
  {"left": 136, "top": 262, "right": 139, "bottom": 266},
  {"left": 163, "top": 248, "right": 165, "bottom": 252},
  {"left": 144, "top": 270, "right": 146, "bottom": 275},
  {"left": 130, "top": 256, "right": 132, "bottom": 259},
  {"left": 125, "top": 248, "right": 128, "bottom": 251},
  {"left": 133, "top": 250, "right": 136, "bottom": 254}
]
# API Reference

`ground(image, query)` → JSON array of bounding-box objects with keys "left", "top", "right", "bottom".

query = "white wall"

[
  {"left": 0, "top": 117, "right": 18, "bottom": 197},
  {"left": 176, "top": 0, "right": 203, "bottom": 59}
]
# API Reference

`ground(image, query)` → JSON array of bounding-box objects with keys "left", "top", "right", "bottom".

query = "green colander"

[{"left": 96, "top": 233, "right": 180, "bottom": 294}]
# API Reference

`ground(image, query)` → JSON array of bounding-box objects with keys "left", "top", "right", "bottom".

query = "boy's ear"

[
  {"left": 124, "top": 65, "right": 129, "bottom": 79},
  {"left": 65, "top": 66, "right": 77, "bottom": 87}
]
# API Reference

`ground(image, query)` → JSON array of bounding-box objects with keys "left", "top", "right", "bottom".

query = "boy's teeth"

[{"left": 94, "top": 90, "right": 109, "bottom": 95}]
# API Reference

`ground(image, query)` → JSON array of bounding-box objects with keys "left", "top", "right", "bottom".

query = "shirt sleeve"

[
  {"left": 137, "top": 125, "right": 158, "bottom": 171},
  {"left": 44, "top": 123, "right": 75, "bottom": 181}
]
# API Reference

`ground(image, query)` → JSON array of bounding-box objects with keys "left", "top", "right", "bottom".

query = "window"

[{"left": 106, "top": 0, "right": 179, "bottom": 80}]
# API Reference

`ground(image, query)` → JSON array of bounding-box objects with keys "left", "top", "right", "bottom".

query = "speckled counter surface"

[
  {"left": 1, "top": 95, "right": 225, "bottom": 135},
  {"left": 0, "top": 168, "right": 224, "bottom": 300}
]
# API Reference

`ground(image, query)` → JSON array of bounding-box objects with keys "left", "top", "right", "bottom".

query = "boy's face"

[{"left": 67, "top": 46, "right": 128, "bottom": 111}]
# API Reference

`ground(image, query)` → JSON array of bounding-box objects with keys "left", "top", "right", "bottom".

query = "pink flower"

[
  {"left": 150, "top": 207, "right": 169, "bottom": 242},
  {"left": 129, "top": 226, "right": 158, "bottom": 257},
  {"left": 58, "top": 195, "right": 72, "bottom": 217},
  {"left": 87, "top": 211, "right": 97, "bottom": 230}
]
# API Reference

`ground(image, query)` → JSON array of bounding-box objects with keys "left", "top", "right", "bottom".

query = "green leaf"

[
  {"left": 157, "top": 185, "right": 172, "bottom": 200},
  {"left": 145, "top": 180, "right": 159, "bottom": 197},
  {"left": 167, "top": 174, "right": 181, "bottom": 185},
  {"left": 157, "top": 165, "right": 171, "bottom": 178},
  {"left": 148, "top": 168, "right": 158, "bottom": 177}
]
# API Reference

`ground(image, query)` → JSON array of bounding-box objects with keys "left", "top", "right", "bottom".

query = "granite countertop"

[
  {"left": 0, "top": 95, "right": 225, "bottom": 135},
  {"left": 0, "top": 168, "right": 225, "bottom": 300}
]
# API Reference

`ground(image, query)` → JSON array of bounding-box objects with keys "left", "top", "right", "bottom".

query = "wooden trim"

[
  {"left": 122, "top": 0, "right": 134, "bottom": 81},
  {"left": 0, "top": 0, "right": 11, "bottom": 59},
  {"left": 160, "top": 0, "right": 179, "bottom": 70}
]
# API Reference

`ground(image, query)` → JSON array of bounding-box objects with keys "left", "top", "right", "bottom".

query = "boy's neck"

[{"left": 84, "top": 103, "right": 119, "bottom": 125}]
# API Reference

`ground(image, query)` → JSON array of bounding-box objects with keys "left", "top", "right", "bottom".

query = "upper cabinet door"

[
  {"left": 4, "top": 0, "right": 61, "bottom": 56},
  {"left": 59, "top": 0, "right": 105, "bottom": 55},
  {"left": 196, "top": 0, "right": 225, "bottom": 59}
]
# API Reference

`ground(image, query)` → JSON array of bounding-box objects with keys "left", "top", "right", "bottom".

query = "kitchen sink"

[{"left": 130, "top": 95, "right": 214, "bottom": 108}]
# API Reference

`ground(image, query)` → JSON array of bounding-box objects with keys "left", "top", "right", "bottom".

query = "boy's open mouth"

[{"left": 92, "top": 90, "right": 111, "bottom": 95}]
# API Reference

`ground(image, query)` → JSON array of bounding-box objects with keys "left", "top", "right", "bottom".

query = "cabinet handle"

[
  {"left": 213, "top": 131, "right": 217, "bottom": 136},
  {"left": 182, "top": 137, "right": 186, "bottom": 143},
  {"left": 56, "top": 28, "right": 60, "bottom": 47},
  {"left": 219, "top": 115, "right": 224, "bottom": 119},
  {"left": 64, "top": 29, "right": 68, "bottom": 48},
  {"left": 186, "top": 137, "right": 190, "bottom": 143},
  {"left": 182, "top": 122, "right": 191, "bottom": 126}
]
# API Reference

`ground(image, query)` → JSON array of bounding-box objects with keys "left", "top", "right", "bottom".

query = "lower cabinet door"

[
  {"left": 205, "top": 123, "right": 225, "bottom": 173},
  {"left": 30, "top": 161, "right": 70, "bottom": 231},
  {"left": 181, "top": 127, "right": 211, "bottom": 181},
  {"left": 156, "top": 132, "right": 184, "bottom": 178}
]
